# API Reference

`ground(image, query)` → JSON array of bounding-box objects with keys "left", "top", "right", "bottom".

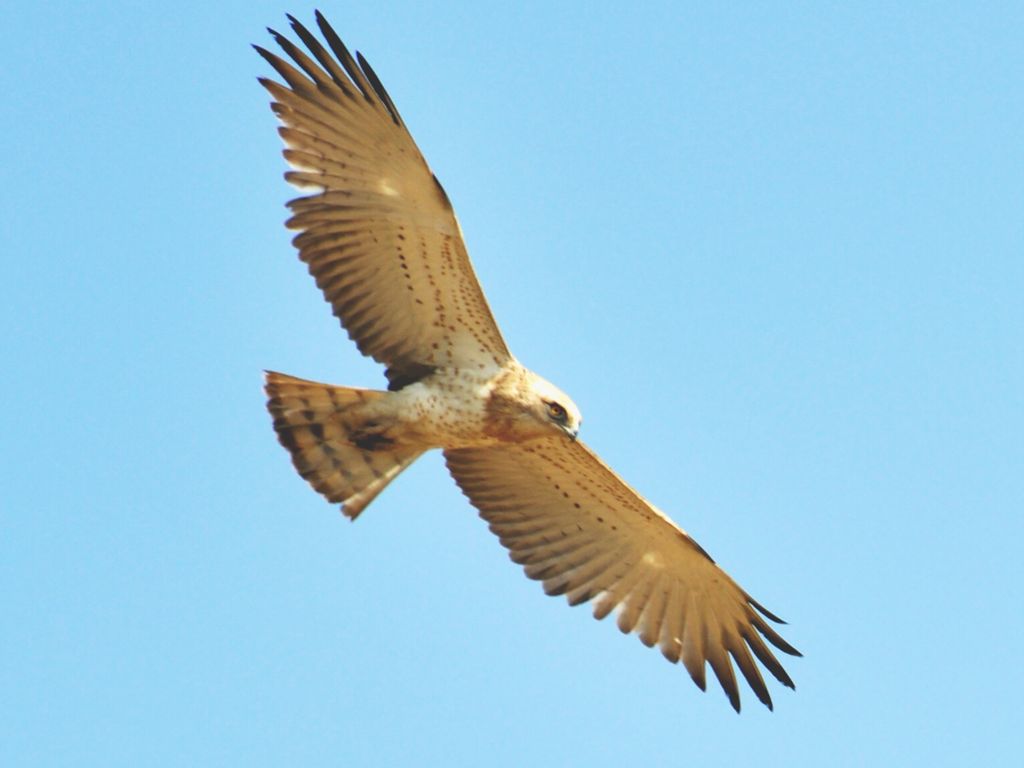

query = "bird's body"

[{"left": 258, "top": 12, "right": 800, "bottom": 712}]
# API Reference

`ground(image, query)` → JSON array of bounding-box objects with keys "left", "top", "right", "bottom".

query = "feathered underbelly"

[{"left": 387, "top": 368, "right": 505, "bottom": 449}]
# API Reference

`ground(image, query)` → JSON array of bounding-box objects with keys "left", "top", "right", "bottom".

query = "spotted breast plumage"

[{"left": 257, "top": 11, "right": 800, "bottom": 712}]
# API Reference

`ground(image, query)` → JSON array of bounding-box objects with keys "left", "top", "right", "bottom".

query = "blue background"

[{"left": 4, "top": 2, "right": 1022, "bottom": 765}]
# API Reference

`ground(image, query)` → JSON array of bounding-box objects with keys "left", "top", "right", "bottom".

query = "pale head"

[
  {"left": 523, "top": 372, "right": 582, "bottom": 440},
  {"left": 484, "top": 363, "right": 583, "bottom": 443}
]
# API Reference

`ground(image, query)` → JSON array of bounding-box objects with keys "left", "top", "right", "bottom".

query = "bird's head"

[
  {"left": 485, "top": 364, "right": 583, "bottom": 442},
  {"left": 525, "top": 374, "right": 582, "bottom": 441}
]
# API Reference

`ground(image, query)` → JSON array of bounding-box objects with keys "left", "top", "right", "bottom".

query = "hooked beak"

[{"left": 564, "top": 425, "right": 579, "bottom": 442}]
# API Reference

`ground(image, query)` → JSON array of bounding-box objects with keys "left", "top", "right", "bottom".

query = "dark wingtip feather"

[
  {"left": 750, "top": 611, "right": 802, "bottom": 657},
  {"left": 313, "top": 10, "right": 374, "bottom": 103},
  {"left": 252, "top": 44, "right": 274, "bottom": 63},
  {"left": 730, "top": 645, "right": 774, "bottom": 710},
  {"left": 356, "top": 51, "right": 402, "bottom": 125},
  {"left": 267, "top": 28, "right": 296, "bottom": 56},
  {"left": 682, "top": 653, "right": 707, "bottom": 692},
  {"left": 742, "top": 628, "right": 796, "bottom": 689},
  {"left": 707, "top": 653, "right": 742, "bottom": 713},
  {"left": 749, "top": 596, "right": 787, "bottom": 624}
]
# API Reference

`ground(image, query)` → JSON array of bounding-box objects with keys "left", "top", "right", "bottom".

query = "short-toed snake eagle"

[{"left": 257, "top": 12, "right": 800, "bottom": 712}]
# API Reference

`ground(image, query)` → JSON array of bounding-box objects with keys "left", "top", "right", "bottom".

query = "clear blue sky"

[{"left": 3, "top": 1, "right": 1022, "bottom": 765}]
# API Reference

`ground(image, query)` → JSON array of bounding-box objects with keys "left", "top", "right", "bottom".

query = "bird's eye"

[{"left": 547, "top": 402, "right": 567, "bottom": 423}]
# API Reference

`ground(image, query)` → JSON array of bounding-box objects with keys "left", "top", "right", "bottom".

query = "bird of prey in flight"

[{"left": 256, "top": 11, "right": 800, "bottom": 712}]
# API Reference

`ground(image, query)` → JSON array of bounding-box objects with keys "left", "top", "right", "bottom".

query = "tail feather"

[{"left": 264, "top": 371, "right": 423, "bottom": 519}]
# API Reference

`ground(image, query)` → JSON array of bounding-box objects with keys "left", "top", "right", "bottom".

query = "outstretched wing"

[
  {"left": 445, "top": 437, "right": 801, "bottom": 712},
  {"left": 257, "top": 13, "right": 511, "bottom": 388}
]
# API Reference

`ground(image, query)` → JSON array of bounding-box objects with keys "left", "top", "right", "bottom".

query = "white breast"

[{"left": 391, "top": 365, "right": 505, "bottom": 448}]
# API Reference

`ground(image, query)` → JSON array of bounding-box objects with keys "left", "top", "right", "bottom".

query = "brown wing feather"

[
  {"left": 257, "top": 14, "right": 511, "bottom": 386},
  {"left": 444, "top": 437, "right": 800, "bottom": 712}
]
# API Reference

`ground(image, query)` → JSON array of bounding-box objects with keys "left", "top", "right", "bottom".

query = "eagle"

[{"left": 256, "top": 11, "right": 800, "bottom": 712}]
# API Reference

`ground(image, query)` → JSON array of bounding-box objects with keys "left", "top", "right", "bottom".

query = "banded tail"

[{"left": 264, "top": 371, "right": 423, "bottom": 519}]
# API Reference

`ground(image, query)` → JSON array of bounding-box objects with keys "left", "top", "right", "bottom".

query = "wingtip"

[
  {"left": 253, "top": 45, "right": 282, "bottom": 76},
  {"left": 314, "top": 9, "right": 333, "bottom": 36},
  {"left": 685, "top": 666, "right": 707, "bottom": 692},
  {"left": 749, "top": 596, "right": 787, "bottom": 624}
]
